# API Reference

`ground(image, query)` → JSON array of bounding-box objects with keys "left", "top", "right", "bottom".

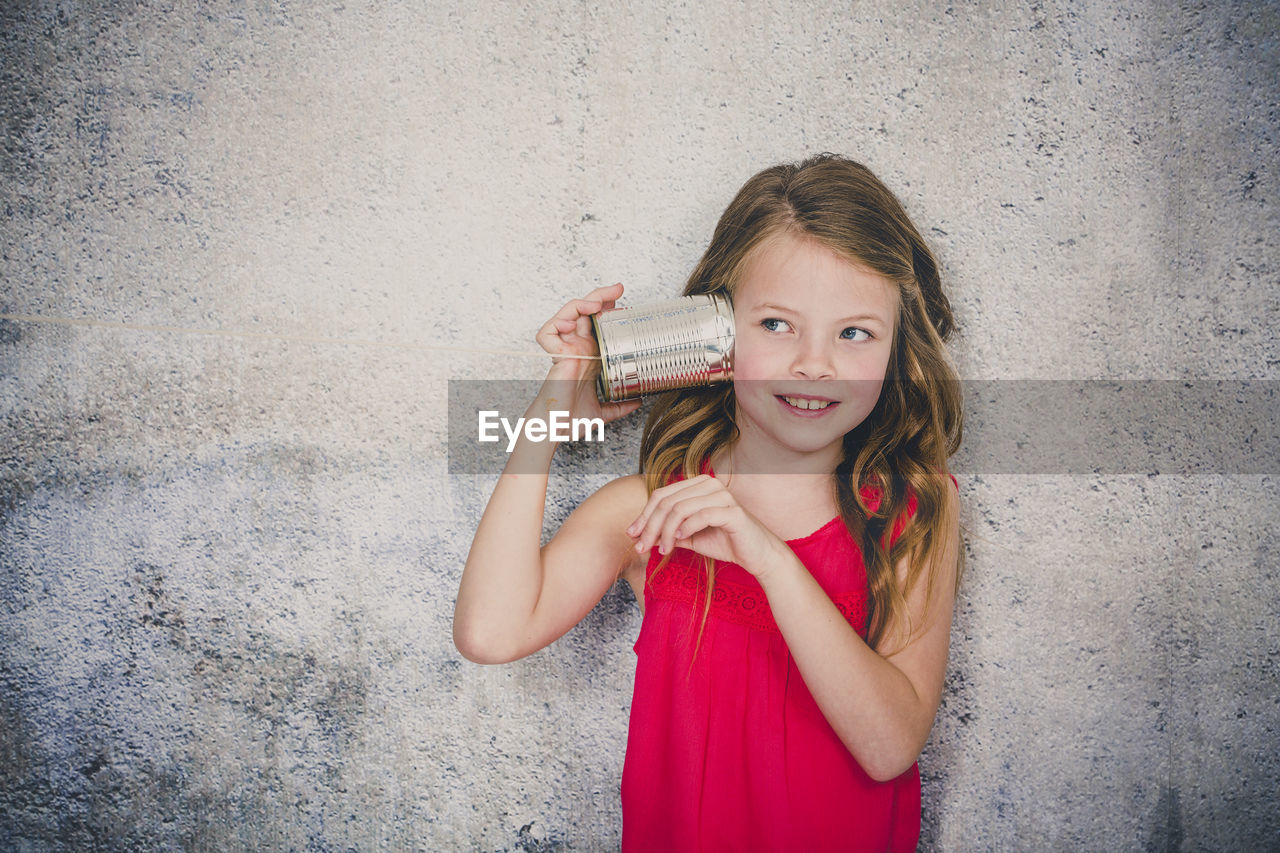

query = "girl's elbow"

[
  {"left": 453, "top": 618, "right": 516, "bottom": 665},
  {"left": 850, "top": 732, "right": 927, "bottom": 783},
  {"left": 862, "top": 753, "right": 918, "bottom": 783},
  {"left": 857, "top": 702, "right": 941, "bottom": 781}
]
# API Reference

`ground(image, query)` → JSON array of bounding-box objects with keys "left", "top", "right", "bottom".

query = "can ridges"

[{"left": 592, "top": 294, "right": 735, "bottom": 402}]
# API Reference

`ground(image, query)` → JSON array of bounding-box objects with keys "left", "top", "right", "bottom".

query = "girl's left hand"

[{"left": 625, "top": 475, "right": 784, "bottom": 574}]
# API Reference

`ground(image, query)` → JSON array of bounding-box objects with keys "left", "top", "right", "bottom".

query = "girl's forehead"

[{"left": 735, "top": 233, "right": 899, "bottom": 317}]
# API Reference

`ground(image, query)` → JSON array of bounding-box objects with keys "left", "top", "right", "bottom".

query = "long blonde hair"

[{"left": 639, "top": 154, "right": 963, "bottom": 651}]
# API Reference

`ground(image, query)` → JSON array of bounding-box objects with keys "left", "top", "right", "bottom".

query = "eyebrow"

[{"left": 753, "top": 302, "right": 891, "bottom": 326}]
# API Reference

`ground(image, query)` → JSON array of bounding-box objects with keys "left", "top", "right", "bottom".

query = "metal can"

[{"left": 591, "top": 293, "right": 735, "bottom": 402}]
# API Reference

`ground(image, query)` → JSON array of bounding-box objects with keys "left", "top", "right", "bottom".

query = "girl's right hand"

[{"left": 533, "top": 282, "right": 642, "bottom": 423}]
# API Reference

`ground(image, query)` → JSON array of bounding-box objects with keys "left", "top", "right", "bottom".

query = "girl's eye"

[
  {"left": 841, "top": 327, "right": 871, "bottom": 341},
  {"left": 761, "top": 318, "right": 791, "bottom": 333}
]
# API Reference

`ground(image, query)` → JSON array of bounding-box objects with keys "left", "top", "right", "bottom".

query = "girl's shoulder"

[
  {"left": 568, "top": 474, "right": 649, "bottom": 542},
  {"left": 579, "top": 474, "right": 649, "bottom": 590},
  {"left": 542, "top": 474, "right": 650, "bottom": 590},
  {"left": 590, "top": 473, "right": 648, "bottom": 512}
]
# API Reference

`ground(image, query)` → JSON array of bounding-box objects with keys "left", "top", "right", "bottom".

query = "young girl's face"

[{"left": 730, "top": 231, "right": 897, "bottom": 467}]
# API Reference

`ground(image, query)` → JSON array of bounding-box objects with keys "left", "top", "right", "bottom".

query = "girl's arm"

[
  {"left": 752, "top": 489, "right": 959, "bottom": 781},
  {"left": 629, "top": 474, "right": 959, "bottom": 781},
  {"left": 453, "top": 284, "right": 645, "bottom": 665},
  {"left": 454, "top": 444, "right": 647, "bottom": 664}
]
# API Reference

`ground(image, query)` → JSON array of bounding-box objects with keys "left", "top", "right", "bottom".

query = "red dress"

[{"left": 620, "top": 474, "right": 921, "bottom": 852}]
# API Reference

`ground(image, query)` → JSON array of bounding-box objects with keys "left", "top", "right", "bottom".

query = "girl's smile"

[{"left": 777, "top": 393, "right": 840, "bottom": 415}]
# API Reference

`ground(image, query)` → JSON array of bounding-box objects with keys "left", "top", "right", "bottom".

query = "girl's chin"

[{"left": 731, "top": 427, "right": 848, "bottom": 467}]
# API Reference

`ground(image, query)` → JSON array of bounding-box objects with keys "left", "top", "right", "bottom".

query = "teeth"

[{"left": 783, "top": 396, "right": 832, "bottom": 410}]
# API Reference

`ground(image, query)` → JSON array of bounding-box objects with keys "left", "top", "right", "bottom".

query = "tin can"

[{"left": 591, "top": 293, "right": 735, "bottom": 402}]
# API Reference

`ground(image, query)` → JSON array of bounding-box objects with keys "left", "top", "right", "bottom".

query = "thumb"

[{"left": 600, "top": 398, "right": 643, "bottom": 421}]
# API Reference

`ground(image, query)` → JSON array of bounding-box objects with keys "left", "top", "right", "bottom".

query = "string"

[{"left": 0, "top": 312, "right": 601, "bottom": 360}]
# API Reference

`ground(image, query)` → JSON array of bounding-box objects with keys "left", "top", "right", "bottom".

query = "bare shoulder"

[
  {"left": 597, "top": 474, "right": 650, "bottom": 595},
  {"left": 584, "top": 474, "right": 649, "bottom": 590},
  {"left": 569, "top": 473, "right": 648, "bottom": 527},
  {"left": 543, "top": 473, "right": 649, "bottom": 578},
  {"left": 588, "top": 472, "right": 649, "bottom": 511}
]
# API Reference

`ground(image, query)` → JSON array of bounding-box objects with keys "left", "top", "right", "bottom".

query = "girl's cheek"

[
  {"left": 838, "top": 344, "right": 893, "bottom": 382},
  {"left": 730, "top": 347, "right": 769, "bottom": 382},
  {"left": 865, "top": 348, "right": 895, "bottom": 383}
]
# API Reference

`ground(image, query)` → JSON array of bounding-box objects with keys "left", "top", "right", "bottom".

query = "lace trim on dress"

[{"left": 648, "top": 559, "right": 868, "bottom": 636}]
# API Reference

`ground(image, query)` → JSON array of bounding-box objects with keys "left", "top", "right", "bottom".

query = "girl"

[{"left": 454, "top": 154, "right": 963, "bottom": 852}]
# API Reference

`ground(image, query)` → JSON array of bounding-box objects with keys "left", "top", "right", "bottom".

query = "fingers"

[
  {"left": 538, "top": 298, "right": 601, "bottom": 336},
  {"left": 599, "top": 397, "right": 643, "bottom": 423},
  {"left": 667, "top": 504, "right": 737, "bottom": 551},
  {"left": 625, "top": 475, "right": 712, "bottom": 539},
  {"left": 535, "top": 303, "right": 594, "bottom": 354},
  {"left": 556, "top": 283, "right": 624, "bottom": 324},
  {"left": 587, "top": 281, "right": 625, "bottom": 310},
  {"left": 627, "top": 476, "right": 730, "bottom": 554},
  {"left": 535, "top": 283, "right": 624, "bottom": 354}
]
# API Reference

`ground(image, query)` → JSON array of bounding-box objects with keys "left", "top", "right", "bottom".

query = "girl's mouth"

[{"left": 777, "top": 395, "right": 839, "bottom": 415}]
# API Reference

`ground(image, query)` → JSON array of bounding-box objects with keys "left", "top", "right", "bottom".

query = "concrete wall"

[{"left": 2, "top": 1, "right": 1276, "bottom": 849}]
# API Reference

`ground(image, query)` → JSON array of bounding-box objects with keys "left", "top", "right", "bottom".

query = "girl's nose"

[{"left": 790, "top": 337, "right": 836, "bottom": 380}]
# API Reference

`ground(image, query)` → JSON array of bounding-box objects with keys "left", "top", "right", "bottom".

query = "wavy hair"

[{"left": 639, "top": 154, "right": 963, "bottom": 652}]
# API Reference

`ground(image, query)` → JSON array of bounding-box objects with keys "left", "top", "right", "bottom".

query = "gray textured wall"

[{"left": 2, "top": 1, "right": 1277, "bottom": 850}]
